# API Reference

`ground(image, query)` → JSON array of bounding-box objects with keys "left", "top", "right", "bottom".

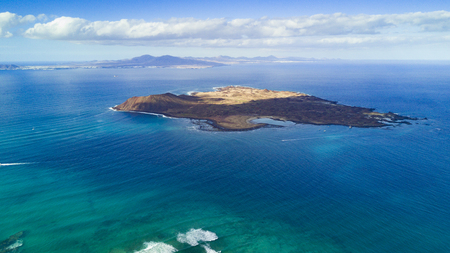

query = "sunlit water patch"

[{"left": 1, "top": 64, "right": 449, "bottom": 252}]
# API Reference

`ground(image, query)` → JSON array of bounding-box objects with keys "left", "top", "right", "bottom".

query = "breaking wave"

[
  {"left": 136, "top": 228, "right": 220, "bottom": 253},
  {"left": 134, "top": 112, "right": 175, "bottom": 119},
  {"left": 134, "top": 242, "right": 177, "bottom": 253},
  {"left": 6, "top": 240, "right": 23, "bottom": 250},
  {"left": 111, "top": 107, "right": 176, "bottom": 119},
  {"left": 201, "top": 244, "right": 220, "bottom": 253},
  {"left": 177, "top": 228, "right": 219, "bottom": 246}
]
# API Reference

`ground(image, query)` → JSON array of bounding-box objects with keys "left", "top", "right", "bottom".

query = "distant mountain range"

[
  {"left": 89, "top": 55, "right": 225, "bottom": 68},
  {"left": 0, "top": 55, "right": 322, "bottom": 70},
  {"left": 0, "top": 64, "right": 20, "bottom": 70}
]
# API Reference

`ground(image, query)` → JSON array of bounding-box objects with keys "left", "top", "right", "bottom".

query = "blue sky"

[{"left": 2, "top": 0, "right": 450, "bottom": 61}]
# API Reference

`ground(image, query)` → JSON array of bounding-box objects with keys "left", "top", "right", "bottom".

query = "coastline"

[
  {"left": 112, "top": 86, "right": 418, "bottom": 131},
  {"left": 110, "top": 107, "right": 177, "bottom": 119}
]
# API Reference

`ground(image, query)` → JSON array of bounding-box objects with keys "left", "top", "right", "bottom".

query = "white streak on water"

[
  {"left": 0, "top": 163, "right": 32, "bottom": 166},
  {"left": 6, "top": 240, "right": 23, "bottom": 250},
  {"left": 110, "top": 107, "right": 176, "bottom": 119},
  {"left": 177, "top": 228, "right": 219, "bottom": 246},
  {"left": 202, "top": 244, "right": 221, "bottom": 253},
  {"left": 133, "top": 112, "right": 176, "bottom": 119},
  {"left": 134, "top": 229, "right": 220, "bottom": 253},
  {"left": 134, "top": 242, "right": 177, "bottom": 253}
]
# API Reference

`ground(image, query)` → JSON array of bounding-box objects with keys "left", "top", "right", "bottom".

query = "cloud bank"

[
  {"left": 3, "top": 11, "right": 450, "bottom": 49},
  {"left": 0, "top": 12, "right": 38, "bottom": 38}
]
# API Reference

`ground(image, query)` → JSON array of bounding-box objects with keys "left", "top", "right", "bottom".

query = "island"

[
  {"left": 113, "top": 86, "right": 416, "bottom": 131},
  {"left": 1, "top": 55, "right": 324, "bottom": 71}
]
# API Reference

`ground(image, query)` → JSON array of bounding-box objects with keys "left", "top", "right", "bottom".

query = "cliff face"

[
  {"left": 115, "top": 93, "right": 197, "bottom": 112},
  {"left": 113, "top": 86, "right": 415, "bottom": 131}
]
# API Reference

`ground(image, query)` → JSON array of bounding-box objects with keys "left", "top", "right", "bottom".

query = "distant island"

[
  {"left": 113, "top": 86, "right": 415, "bottom": 131},
  {"left": 0, "top": 55, "right": 322, "bottom": 71},
  {"left": 87, "top": 55, "right": 225, "bottom": 69},
  {"left": 0, "top": 55, "right": 224, "bottom": 70},
  {"left": 0, "top": 64, "right": 20, "bottom": 70}
]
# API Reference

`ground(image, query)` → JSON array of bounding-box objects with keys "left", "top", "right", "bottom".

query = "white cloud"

[
  {"left": 0, "top": 12, "right": 37, "bottom": 38},
  {"left": 17, "top": 11, "right": 450, "bottom": 49},
  {"left": 37, "top": 14, "right": 48, "bottom": 21}
]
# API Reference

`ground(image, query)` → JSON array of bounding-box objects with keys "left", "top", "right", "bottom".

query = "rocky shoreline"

[{"left": 113, "top": 86, "right": 417, "bottom": 131}]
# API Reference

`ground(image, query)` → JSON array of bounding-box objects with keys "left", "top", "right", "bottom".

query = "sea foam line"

[
  {"left": 109, "top": 107, "right": 176, "bottom": 119},
  {"left": 134, "top": 112, "right": 176, "bottom": 119},
  {"left": 134, "top": 242, "right": 177, "bottom": 253},
  {"left": 0, "top": 163, "right": 33, "bottom": 166}
]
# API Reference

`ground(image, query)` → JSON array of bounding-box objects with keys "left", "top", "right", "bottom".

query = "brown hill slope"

[{"left": 113, "top": 86, "right": 415, "bottom": 130}]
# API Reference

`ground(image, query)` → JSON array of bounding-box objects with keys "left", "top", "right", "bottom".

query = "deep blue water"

[{"left": 1, "top": 63, "right": 449, "bottom": 253}]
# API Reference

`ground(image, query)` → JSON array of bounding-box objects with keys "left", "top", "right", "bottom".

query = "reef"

[{"left": 0, "top": 231, "right": 24, "bottom": 253}]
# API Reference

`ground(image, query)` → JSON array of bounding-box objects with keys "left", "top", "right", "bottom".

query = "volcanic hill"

[{"left": 113, "top": 86, "right": 415, "bottom": 131}]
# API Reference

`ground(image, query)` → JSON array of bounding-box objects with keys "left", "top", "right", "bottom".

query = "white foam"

[
  {"left": 6, "top": 240, "right": 23, "bottom": 250},
  {"left": 134, "top": 242, "right": 177, "bottom": 253},
  {"left": 135, "top": 112, "right": 175, "bottom": 119},
  {"left": 113, "top": 109, "right": 176, "bottom": 119},
  {"left": 0, "top": 163, "right": 31, "bottom": 166},
  {"left": 202, "top": 244, "right": 221, "bottom": 253},
  {"left": 177, "top": 228, "right": 218, "bottom": 246}
]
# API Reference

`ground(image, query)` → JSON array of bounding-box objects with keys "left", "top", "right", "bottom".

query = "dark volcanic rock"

[{"left": 113, "top": 86, "right": 417, "bottom": 131}]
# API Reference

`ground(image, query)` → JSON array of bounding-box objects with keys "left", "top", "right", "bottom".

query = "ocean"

[{"left": 0, "top": 62, "right": 449, "bottom": 253}]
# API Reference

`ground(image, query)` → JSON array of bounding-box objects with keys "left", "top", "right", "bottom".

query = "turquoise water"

[{"left": 1, "top": 63, "right": 449, "bottom": 252}]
